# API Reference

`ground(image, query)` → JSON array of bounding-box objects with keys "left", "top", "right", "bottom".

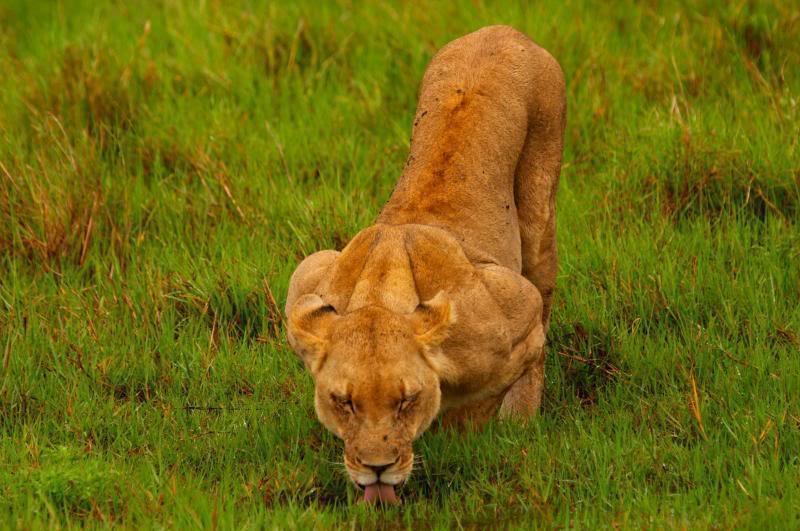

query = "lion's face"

[{"left": 287, "top": 293, "right": 454, "bottom": 488}]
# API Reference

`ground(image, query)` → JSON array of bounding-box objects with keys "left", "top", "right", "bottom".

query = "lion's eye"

[
  {"left": 397, "top": 393, "right": 418, "bottom": 414},
  {"left": 332, "top": 394, "right": 355, "bottom": 415}
]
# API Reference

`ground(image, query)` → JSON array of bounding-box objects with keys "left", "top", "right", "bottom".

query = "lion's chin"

[{"left": 362, "top": 482, "right": 399, "bottom": 505}]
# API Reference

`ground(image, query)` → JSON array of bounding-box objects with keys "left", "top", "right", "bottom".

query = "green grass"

[{"left": 1, "top": 0, "right": 798, "bottom": 528}]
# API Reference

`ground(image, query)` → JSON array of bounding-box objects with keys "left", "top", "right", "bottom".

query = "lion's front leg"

[
  {"left": 499, "top": 355, "right": 544, "bottom": 418},
  {"left": 438, "top": 395, "right": 505, "bottom": 431},
  {"left": 499, "top": 322, "right": 546, "bottom": 419}
]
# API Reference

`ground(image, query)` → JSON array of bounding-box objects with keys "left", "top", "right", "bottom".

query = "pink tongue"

[{"left": 363, "top": 483, "right": 398, "bottom": 504}]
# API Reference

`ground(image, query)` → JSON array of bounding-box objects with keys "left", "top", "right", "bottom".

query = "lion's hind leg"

[
  {"left": 501, "top": 46, "right": 566, "bottom": 418},
  {"left": 514, "top": 44, "right": 565, "bottom": 330},
  {"left": 514, "top": 129, "right": 562, "bottom": 330}
]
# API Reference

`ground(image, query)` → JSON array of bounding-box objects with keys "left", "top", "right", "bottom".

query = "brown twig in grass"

[
  {"left": 754, "top": 418, "right": 774, "bottom": 446},
  {"left": 183, "top": 405, "right": 228, "bottom": 411},
  {"left": 215, "top": 169, "right": 246, "bottom": 221},
  {"left": 688, "top": 369, "right": 707, "bottom": 441},
  {"left": 2, "top": 333, "right": 12, "bottom": 373},
  {"left": 719, "top": 347, "right": 754, "bottom": 368},
  {"left": 262, "top": 278, "right": 284, "bottom": 339},
  {"left": 79, "top": 194, "right": 100, "bottom": 266},
  {"left": 265, "top": 120, "right": 292, "bottom": 183},
  {"left": 182, "top": 405, "right": 271, "bottom": 412},
  {"left": 753, "top": 186, "right": 784, "bottom": 219},
  {"left": 192, "top": 148, "right": 246, "bottom": 221},
  {"left": 556, "top": 350, "right": 623, "bottom": 378},
  {"left": 286, "top": 18, "right": 306, "bottom": 72},
  {"left": 190, "top": 430, "right": 232, "bottom": 440},
  {"left": 89, "top": 499, "right": 109, "bottom": 524},
  {"left": 0, "top": 159, "right": 15, "bottom": 186}
]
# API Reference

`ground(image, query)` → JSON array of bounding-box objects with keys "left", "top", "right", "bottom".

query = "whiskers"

[
  {"left": 406, "top": 454, "right": 425, "bottom": 483},
  {"left": 324, "top": 457, "right": 354, "bottom": 482},
  {"left": 325, "top": 451, "right": 423, "bottom": 488}
]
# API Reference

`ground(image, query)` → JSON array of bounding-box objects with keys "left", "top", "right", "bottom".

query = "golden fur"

[{"left": 285, "top": 25, "right": 566, "bottom": 488}]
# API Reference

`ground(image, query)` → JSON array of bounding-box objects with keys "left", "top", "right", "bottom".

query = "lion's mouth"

[{"left": 362, "top": 482, "right": 399, "bottom": 504}]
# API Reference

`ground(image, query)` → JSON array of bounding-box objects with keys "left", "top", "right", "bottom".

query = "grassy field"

[{"left": 1, "top": 0, "right": 799, "bottom": 528}]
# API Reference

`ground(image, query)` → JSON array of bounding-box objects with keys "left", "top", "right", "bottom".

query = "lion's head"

[{"left": 287, "top": 291, "right": 454, "bottom": 495}]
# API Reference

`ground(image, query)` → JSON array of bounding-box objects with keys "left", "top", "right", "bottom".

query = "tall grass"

[{"left": 0, "top": 0, "right": 798, "bottom": 528}]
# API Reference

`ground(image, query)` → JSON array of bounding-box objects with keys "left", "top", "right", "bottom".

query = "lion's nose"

[{"left": 364, "top": 459, "right": 397, "bottom": 476}]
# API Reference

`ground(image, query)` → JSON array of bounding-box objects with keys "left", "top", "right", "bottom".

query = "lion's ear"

[
  {"left": 411, "top": 291, "right": 455, "bottom": 352},
  {"left": 287, "top": 294, "right": 339, "bottom": 374}
]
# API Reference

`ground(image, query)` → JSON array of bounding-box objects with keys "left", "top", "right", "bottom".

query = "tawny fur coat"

[{"left": 286, "top": 25, "right": 566, "bottom": 428}]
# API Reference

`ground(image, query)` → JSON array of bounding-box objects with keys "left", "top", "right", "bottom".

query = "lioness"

[{"left": 285, "top": 25, "right": 565, "bottom": 503}]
